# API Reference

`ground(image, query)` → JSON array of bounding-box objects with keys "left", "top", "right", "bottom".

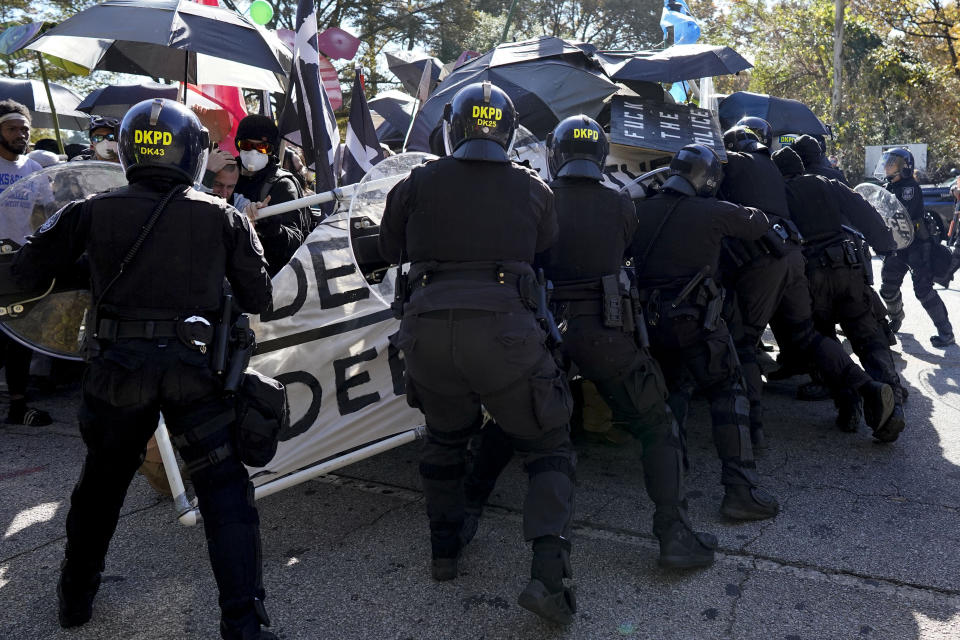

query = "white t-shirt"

[
  {"left": 0, "top": 155, "right": 43, "bottom": 194},
  {"left": 0, "top": 155, "right": 47, "bottom": 244}
]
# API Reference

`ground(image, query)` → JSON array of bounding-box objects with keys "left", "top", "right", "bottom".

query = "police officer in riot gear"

[
  {"left": 877, "top": 147, "right": 955, "bottom": 347},
  {"left": 720, "top": 124, "right": 896, "bottom": 443},
  {"left": 736, "top": 116, "right": 773, "bottom": 148},
  {"left": 379, "top": 81, "right": 578, "bottom": 624},
  {"left": 791, "top": 134, "right": 848, "bottom": 184},
  {"left": 12, "top": 99, "right": 275, "bottom": 639},
  {"left": 539, "top": 115, "right": 715, "bottom": 567},
  {"left": 772, "top": 147, "right": 906, "bottom": 440},
  {"left": 632, "top": 143, "right": 780, "bottom": 521}
]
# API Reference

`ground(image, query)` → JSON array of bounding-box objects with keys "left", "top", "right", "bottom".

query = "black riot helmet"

[
  {"left": 118, "top": 98, "right": 210, "bottom": 184},
  {"left": 442, "top": 81, "right": 518, "bottom": 162},
  {"left": 735, "top": 116, "right": 773, "bottom": 148},
  {"left": 662, "top": 144, "right": 724, "bottom": 197},
  {"left": 875, "top": 147, "right": 914, "bottom": 181},
  {"left": 723, "top": 125, "right": 764, "bottom": 154},
  {"left": 546, "top": 114, "right": 608, "bottom": 180}
]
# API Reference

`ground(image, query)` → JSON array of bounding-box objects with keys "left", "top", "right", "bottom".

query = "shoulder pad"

[{"left": 510, "top": 161, "right": 546, "bottom": 181}]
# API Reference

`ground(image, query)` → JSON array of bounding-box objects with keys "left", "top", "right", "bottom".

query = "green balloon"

[{"left": 249, "top": 0, "right": 274, "bottom": 25}]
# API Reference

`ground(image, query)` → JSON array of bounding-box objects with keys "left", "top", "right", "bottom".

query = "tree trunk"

[{"left": 831, "top": 0, "right": 845, "bottom": 128}]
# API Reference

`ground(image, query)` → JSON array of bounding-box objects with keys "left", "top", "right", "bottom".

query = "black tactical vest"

[{"left": 85, "top": 183, "right": 231, "bottom": 319}]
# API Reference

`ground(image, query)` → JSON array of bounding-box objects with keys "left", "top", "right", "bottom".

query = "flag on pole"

[
  {"left": 341, "top": 69, "right": 385, "bottom": 185},
  {"left": 286, "top": 0, "right": 339, "bottom": 196}
]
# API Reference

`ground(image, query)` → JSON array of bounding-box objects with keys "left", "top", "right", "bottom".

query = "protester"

[
  {"left": 233, "top": 114, "right": 311, "bottom": 275},
  {"left": 70, "top": 116, "right": 120, "bottom": 162},
  {"left": 0, "top": 99, "right": 52, "bottom": 426}
]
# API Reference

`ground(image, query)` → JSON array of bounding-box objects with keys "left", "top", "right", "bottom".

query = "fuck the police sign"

[{"left": 609, "top": 97, "right": 726, "bottom": 159}]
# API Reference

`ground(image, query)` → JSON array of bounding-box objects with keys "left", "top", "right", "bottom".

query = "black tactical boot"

[
  {"left": 459, "top": 503, "right": 482, "bottom": 548},
  {"left": 931, "top": 332, "right": 955, "bottom": 348},
  {"left": 654, "top": 520, "right": 717, "bottom": 569},
  {"left": 834, "top": 393, "right": 862, "bottom": 433},
  {"left": 883, "top": 292, "right": 905, "bottom": 333},
  {"left": 749, "top": 424, "right": 768, "bottom": 449},
  {"left": 220, "top": 597, "right": 274, "bottom": 640},
  {"left": 872, "top": 403, "right": 906, "bottom": 443},
  {"left": 430, "top": 523, "right": 461, "bottom": 582},
  {"left": 57, "top": 562, "right": 101, "bottom": 629},
  {"left": 517, "top": 535, "right": 576, "bottom": 625},
  {"left": 720, "top": 485, "right": 780, "bottom": 520},
  {"left": 858, "top": 381, "right": 895, "bottom": 432}
]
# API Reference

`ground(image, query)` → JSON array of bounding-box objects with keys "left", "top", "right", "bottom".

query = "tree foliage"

[{"left": 692, "top": 0, "right": 960, "bottom": 180}]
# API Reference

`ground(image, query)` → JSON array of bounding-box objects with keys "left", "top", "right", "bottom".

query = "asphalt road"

[{"left": 2, "top": 261, "right": 959, "bottom": 640}]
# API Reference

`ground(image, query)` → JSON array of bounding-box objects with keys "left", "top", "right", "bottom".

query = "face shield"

[{"left": 874, "top": 151, "right": 904, "bottom": 181}]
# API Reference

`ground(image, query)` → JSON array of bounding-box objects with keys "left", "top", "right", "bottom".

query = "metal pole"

[
  {"left": 253, "top": 173, "right": 405, "bottom": 219},
  {"left": 174, "top": 428, "right": 424, "bottom": 526},
  {"left": 34, "top": 53, "right": 64, "bottom": 155},
  {"left": 500, "top": 0, "right": 520, "bottom": 43}
]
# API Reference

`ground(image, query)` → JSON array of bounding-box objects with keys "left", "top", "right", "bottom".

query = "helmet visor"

[{"left": 874, "top": 152, "right": 903, "bottom": 180}]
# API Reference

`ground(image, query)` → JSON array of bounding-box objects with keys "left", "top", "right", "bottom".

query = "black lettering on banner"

[
  {"left": 307, "top": 237, "right": 370, "bottom": 309},
  {"left": 334, "top": 347, "right": 380, "bottom": 415},
  {"left": 387, "top": 337, "right": 406, "bottom": 396},
  {"left": 275, "top": 370, "right": 323, "bottom": 441},
  {"left": 260, "top": 257, "right": 308, "bottom": 321}
]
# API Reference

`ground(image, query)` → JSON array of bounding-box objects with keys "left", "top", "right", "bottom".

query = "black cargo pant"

[
  {"left": 648, "top": 312, "right": 757, "bottom": 489},
  {"left": 880, "top": 241, "right": 953, "bottom": 334},
  {"left": 807, "top": 264, "right": 904, "bottom": 401},
  {"left": 63, "top": 339, "right": 266, "bottom": 639},
  {"left": 730, "top": 249, "right": 871, "bottom": 430},
  {"left": 395, "top": 308, "right": 576, "bottom": 557},
  {"left": 563, "top": 314, "right": 686, "bottom": 527}
]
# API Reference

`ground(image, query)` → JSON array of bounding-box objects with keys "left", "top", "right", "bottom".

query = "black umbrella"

[
  {"left": 384, "top": 51, "right": 443, "bottom": 96},
  {"left": 0, "top": 78, "right": 89, "bottom": 130},
  {"left": 718, "top": 91, "right": 830, "bottom": 137},
  {"left": 27, "top": 0, "right": 288, "bottom": 92},
  {"left": 406, "top": 36, "right": 617, "bottom": 151},
  {"left": 77, "top": 82, "right": 179, "bottom": 119},
  {"left": 595, "top": 44, "right": 752, "bottom": 84},
  {"left": 369, "top": 90, "right": 415, "bottom": 145}
]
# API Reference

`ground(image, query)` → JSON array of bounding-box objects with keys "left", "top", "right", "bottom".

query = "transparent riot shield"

[
  {"left": 0, "top": 162, "right": 127, "bottom": 360},
  {"left": 347, "top": 152, "right": 436, "bottom": 306},
  {"left": 853, "top": 182, "right": 914, "bottom": 250}
]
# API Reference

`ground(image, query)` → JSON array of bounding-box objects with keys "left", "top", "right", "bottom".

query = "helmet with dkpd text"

[{"left": 118, "top": 98, "right": 210, "bottom": 184}]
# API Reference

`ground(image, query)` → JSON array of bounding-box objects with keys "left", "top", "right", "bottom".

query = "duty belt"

[
  {"left": 95, "top": 318, "right": 179, "bottom": 341},
  {"left": 412, "top": 269, "right": 522, "bottom": 287}
]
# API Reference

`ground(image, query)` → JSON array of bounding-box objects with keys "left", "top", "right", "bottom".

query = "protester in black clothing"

[
  {"left": 13, "top": 99, "right": 276, "bottom": 640},
  {"left": 233, "top": 114, "right": 311, "bottom": 275}
]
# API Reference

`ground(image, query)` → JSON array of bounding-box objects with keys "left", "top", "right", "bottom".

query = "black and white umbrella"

[
  {"left": 27, "top": 0, "right": 288, "bottom": 92},
  {"left": 77, "top": 82, "right": 179, "bottom": 119},
  {"left": 384, "top": 51, "right": 443, "bottom": 97},
  {"left": 368, "top": 90, "right": 415, "bottom": 145},
  {"left": 0, "top": 78, "right": 89, "bottom": 130}
]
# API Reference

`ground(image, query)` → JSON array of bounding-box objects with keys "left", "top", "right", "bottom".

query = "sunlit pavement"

[{"left": 2, "top": 259, "right": 959, "bottom": 639}]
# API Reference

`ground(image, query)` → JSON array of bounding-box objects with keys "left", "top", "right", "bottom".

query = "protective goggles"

[
  {"left": 90, "top": 133, "right": 118, "bottom": 143},
  {"left": 236, "top": 139, "right": 273, "bottom": 154}
]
